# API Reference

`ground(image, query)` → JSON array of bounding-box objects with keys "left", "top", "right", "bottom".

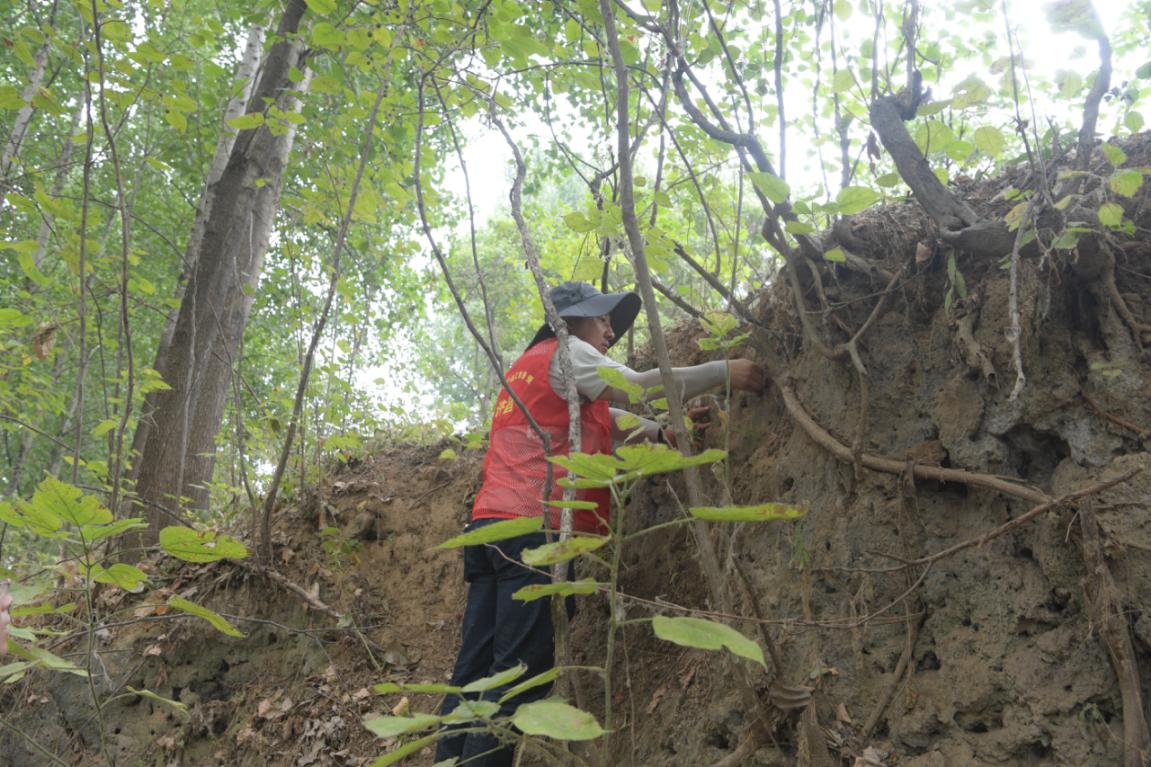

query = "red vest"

[{"left": 473, "top": 338, "right": 613, "bottom": 534}]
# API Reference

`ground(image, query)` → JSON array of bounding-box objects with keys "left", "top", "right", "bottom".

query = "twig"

[{"left": 860, "top": 605, "right": 925, "bottom": 738}]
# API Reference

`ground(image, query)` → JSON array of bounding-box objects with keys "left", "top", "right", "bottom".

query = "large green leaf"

[
  {"left": 435, "top": 517, "right": 542, "bottom": 549},
  {"left": 521, "top": 536, "right": 608, "bottom": 566},
  {"left": 513, "top": 579, "right": 601, "bottom": 602},
  {"left": 159, "top": 527, "right": 249, "bottom": 562},
  {"left": 499, "top": 667, "right": 566, "bottom": 703},
  {"left": 689, "top": 503, "right": 806, "bottom": 522},
  {"left": 364, "top": 713, "right": 441, "bottom": 738},
  {"left": 836, "top": 186, "right": 881, "bottom": 215},
  {"left": 167, "top": 596, "right": 245, "bottom": 638},
  {"left": 91, "top": 563, "right": 148, "bottom": 592},
  {"left": 7, "top": 643, "right": 88, "bottom": 676},
  {"left": 748, "top": 171, "right": 790, "bottom": 204},
  {"left": 461, "top": 663, "right": 527, "bottom": 693},
  {"left": 27, "top": 476, "right": 111, "bottom": 528},
  {"left": 548, "top": 452, "right": 620, "bottom": 481},
  {"left": 372, "top": 734, "right": 441, "bottom": 766},
  {"left": 1109, "top": 170, "right": 1144, "bottom": 198},
  {"left": 651, "top": 615, "right": 766, "bottom": 668},
  {"left": 613, "top": 445, "right": 726, "bottom": 479},
  {"left": 512, "top": 699, "right": 606, "bottom": 741},
  {"left": 441, "top": 699, "right": 500, "bottom": 723},
  {"left": 83, "top": 517, "right": 148, "bottom": 543}
]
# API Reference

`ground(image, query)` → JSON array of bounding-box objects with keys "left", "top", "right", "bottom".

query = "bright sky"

[{"left": 447, "top": 0, "right": 1143, "bottom": 225}]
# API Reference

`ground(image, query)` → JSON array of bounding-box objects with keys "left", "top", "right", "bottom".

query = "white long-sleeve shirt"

[{"left": 547, "top": 337, "right": 728, "bottom": 443}]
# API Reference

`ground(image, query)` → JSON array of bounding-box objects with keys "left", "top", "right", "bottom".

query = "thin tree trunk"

[{"left": 0, "top": 40, "right": 50, "bottom": 204}]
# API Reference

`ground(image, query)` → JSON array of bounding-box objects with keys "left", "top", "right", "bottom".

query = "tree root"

[
  {"left": 862, "top": 470, "right": 1140, "bottom": 573},
  {"left": 773, "top": 375, "right": 1049, "bottom": 504},
  {"left": 711, "top": 718, "right": 771, "bottom": 767},
  {"left": 860, "top": 605, "right": 926, "bottom": 739},
  {"left": 1103, "top": 257, "right": 1151, "bottom": 349},
  {"left": 1076, "top": 508, "right": 1151, "bottom": 767}
]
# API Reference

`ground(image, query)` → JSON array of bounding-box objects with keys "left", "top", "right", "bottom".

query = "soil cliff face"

[
  {"left": 592, "top": 135, "right": 1151, "bottom": 766},
  {"left": 2, "top": 137, "right": 1150, "bottom": 767}
]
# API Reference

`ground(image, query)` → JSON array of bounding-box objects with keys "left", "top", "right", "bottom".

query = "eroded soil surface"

[{"left": 4, "top": 133, "right": 1151, "bottom": 766}]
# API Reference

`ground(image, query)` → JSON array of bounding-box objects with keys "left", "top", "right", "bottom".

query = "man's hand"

[
  {"left": 0, "top": 581, "right": 12, "bottom": 657},
  {"left": 727, "top": 359, "right": 768, "bottom": 392}
]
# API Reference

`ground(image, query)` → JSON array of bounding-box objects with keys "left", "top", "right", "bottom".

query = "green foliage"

[
  {"left": 158, "top": 526, "right": 250, "bottom": 563},
  {"left": 167, "top": 596, "right": 246, "bottom": 638},
  {"left": 651, "top": 615, "right": 766, "bottom": 668},
  {"left": 511, "top": 699, "right": 607, "bottom": 741},
  {"left": 435, "top": 517, "right": 543, "bottom": 549},
  {"left": 689, "top": 503, "right": 806, "bottom": 522}
]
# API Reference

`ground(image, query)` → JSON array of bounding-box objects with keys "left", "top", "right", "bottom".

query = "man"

[{"left": 435, "top": 282, "right": 766, "bottom": 766}]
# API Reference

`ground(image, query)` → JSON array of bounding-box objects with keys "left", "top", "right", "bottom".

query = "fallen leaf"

[
  {"left": 836, "top": 702, "right": 853, "bottom": 724},
  {"left": 144, "top": 644, "right": 163, "bottom": 656}
]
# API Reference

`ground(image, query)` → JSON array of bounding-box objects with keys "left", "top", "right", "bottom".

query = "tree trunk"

[
  {"left": 129, "top": 2, "right": 308, "bottom": 537},
  {"left": 125, "top": 24, "right": 263, "bottom": 496},
  {"left": 0, "top": 40, "right": 49, "bottom": 205}
]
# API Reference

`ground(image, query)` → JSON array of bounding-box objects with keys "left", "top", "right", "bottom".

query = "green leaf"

[
  {"left": 549, "top": 452, "right": 620, "bottom": 481},
  {"left": 521, "top": 536, "right": 608, "bottom": 566},
  {"left": 435, "top": 517, "right": 542, "bottom": 549},
  {"left": 364, "top": 713, "right": 441, "bottom": 738},
  {"left": 372, "top": 734, "right": 440, "bottom": 766},
  {"left": 513, "top": 579, "right": 601, "bottom": 602},
  {"left": 311, "top": 22, "right": 344, "bottom": 49},
  {"left": 689, "top": 503, "right": 806, "bottom": 522},
  {"left": 613, "top": 445, "right": 726, "bottom": 480},
  {"left": 596, "top": 367, "right": 644, "bottom": 403},
  {"left": 167, "top": 595, "right": 245, "bottom": 638},
  {"left": 226, "top": 112, "right": 265, "bottom": 130},
  {"left": 1098, "top": 202, "right": 1125, "bottom": 228},
  {"left": 18, "top": 252, "right": 48, "bottom": 286},
  {"left": 823, "top": 247, "right": 846, "bottom": 263},
  {"left": 651, "top": 615, "right": 766, "bottom": 668},
  {"left": 123, "top": 687, "right": 189, "bottom": 716},
  {"left": 91, "top": 563, "right": 148, "bottom": 591},
  {"left": 543, "top": 500, "right": 599, "bottom": 510},
  {"left": 0, "top": 500, "right": 60, "bottom": 536},
  {"left": 785, "top": 220, "right": 814, "bottom": 234},
  {"left": 831, "top": 69, "right": 854, "bottom": 94},
  {"left": 1051, "top": 230, "right": 1079, "bottom": 250},
  {"left": 8, "top": 643, "right": 88, "bottom": 676},
  {"left": 0, "top": 307, "right": 32, "bottom": 328},
  {"left": 441, "top": 699, "right": 500, "bottom": 723},
  {"left": 747, "top": 172, "right": 790, "bottom": 204},
  {"left": 835, "top": 186, "right": 880, "bottom": 215},
  {"left": 305, "top": 0, "right": 337, "bottom": 14},
  {"left": 1044, "top": 0, "right": 1103, "bottom": 38},
  {"left": 462, "top": 663, "right": 527, "bottom": 693},
  {"left": 499, "top": 667, "right": 567, "bottom": 703},
  {"left": 159, "top": 527, "right": 249, "bottom": 562},
  {"left": 23, "top": 477, "right": 110, "bottom": 528},
  {"left": 875, "top": 172, "right": 902, "bottom": 188},
  {"left": 950, "top": 76, "right": 991, "bottom": 108},
  {"left": 1126, "top": 111, "right": 1145, "bottom": 133},
  {"left": 0, "top": 661, "right": 31, "bottom": 682},
  {"left": 1109, "top": 170, "right": 1144, "bottom": 198},
  {"left": 973, "top": 126, "right": 1005, "bottom": 158},
  {"left": 1101, "top": 143, "right": 1127, "bottom": 166},
  {"left": 512, "top": 699, "right": 606, "bottom": 741}
]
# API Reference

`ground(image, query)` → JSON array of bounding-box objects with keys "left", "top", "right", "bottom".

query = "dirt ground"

[{"left": 3, "top": 133, "right": 1151, "bottom": 766}]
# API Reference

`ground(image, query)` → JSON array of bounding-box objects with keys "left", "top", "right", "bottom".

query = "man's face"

[{"left": 569, "top": 314, "right": 614, "bottom": 354}]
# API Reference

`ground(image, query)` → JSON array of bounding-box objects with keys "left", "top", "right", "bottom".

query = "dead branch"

[{"left": 1082, "top": 392, "right": 1150, "bottom": 440}]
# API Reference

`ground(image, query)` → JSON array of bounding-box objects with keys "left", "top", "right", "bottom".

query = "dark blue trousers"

[{"left": 434, "top": 521, "right": 556, "bottom": 766}]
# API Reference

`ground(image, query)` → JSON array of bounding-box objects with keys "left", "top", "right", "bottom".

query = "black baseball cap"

[{"left": 528, "top": 281, "right": 641, "bottom": 349}]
